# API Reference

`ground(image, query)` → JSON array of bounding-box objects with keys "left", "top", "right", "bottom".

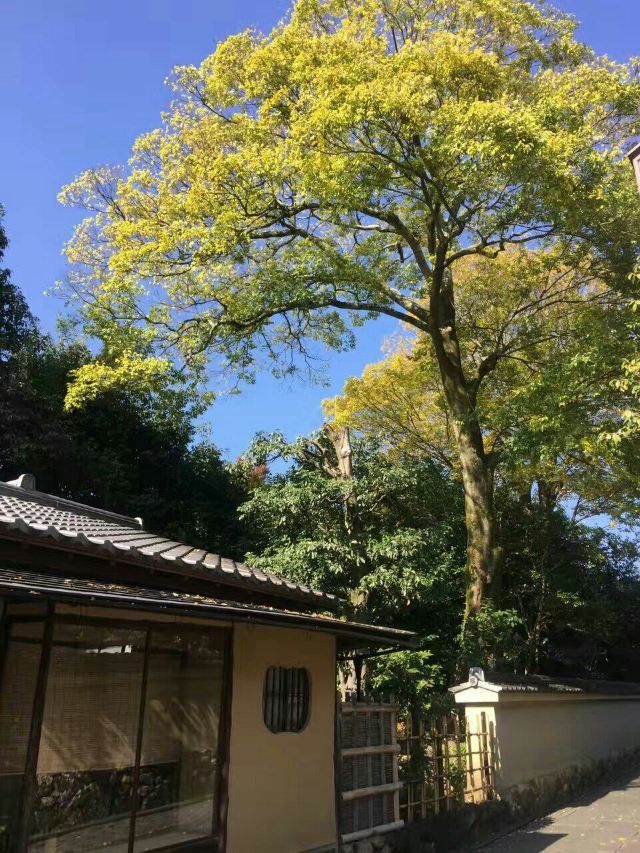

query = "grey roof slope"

[
  {"left": 0, "top": 479, "right": 341, "bottom": 612},
  {"left": 451, "top": 667, "right": 640, "bottom": 696}
]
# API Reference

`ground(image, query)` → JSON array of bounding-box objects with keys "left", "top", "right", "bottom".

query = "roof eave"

[
  {"left": 0, "top": 569, "right": 417, "bottom": 649},
  {"left": 627, "top": 140, "right": 640, "bottom": 162},
  {"left": 0, "top": 479, "right": 344, "bottom": 613}
]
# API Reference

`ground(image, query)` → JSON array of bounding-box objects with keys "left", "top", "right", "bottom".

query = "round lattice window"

[{"left": 263, "top": 666, "right": 310, "bottom": 733}]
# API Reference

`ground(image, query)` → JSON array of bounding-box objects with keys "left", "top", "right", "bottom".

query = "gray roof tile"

[
  {"left": 0, "top": 480, "right": 341, "bottom": 612},
  {"left": 450, "top": 668, "right": 640, "bottom": 696}
]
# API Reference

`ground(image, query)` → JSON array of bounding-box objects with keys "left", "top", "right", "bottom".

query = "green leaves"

[
  {"left": 57, "top": 0, "right": 640, "bottom": 404},
  {"left": 0, "top": 205, "right": 41, "bottom": 365},
  {"left": 240, "top": 432, "right": 467, "bottom": 616}
]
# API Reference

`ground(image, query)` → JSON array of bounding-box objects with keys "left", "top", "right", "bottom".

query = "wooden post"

[
  {"left": 127, "top": 629, "right": 151, "bottom": 851},
  {"left": 334, "top": 692, "right": 343, "bottom": 852},
  {"left": 442, "top": 716, "right": 452, "bottom": 811},
  {"left": 419, "top": 717, "right": 427, "bottom": 818},
  {"left": 216, "top": 627, "right": 235, "bottom": 853},
  {"left": 0, "top": 597, "right": 7, "bottom": 692},
  {"left": 453, "top": 713, "right": 465, "bottom": 807},
  {"left": 479, "top": 712, "right": 494, "bottom": 799},
  {"left": 391, "top": 701, "right": 400, "bottom": 833},
  {"left": 466, "top": 722, "right": 476, "bottom": 804},
  {"left": 16, "top": 608, "right": 53, "bottom": 853},
  {"left": 430, "top": 718, "right": 439, "bottom": 814}
]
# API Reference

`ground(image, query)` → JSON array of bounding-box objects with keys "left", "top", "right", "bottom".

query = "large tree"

[{"left": 58, "top": 0, "right": 640, "bottom": 618}]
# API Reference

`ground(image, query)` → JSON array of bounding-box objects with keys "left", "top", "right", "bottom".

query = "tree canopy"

[
  {"left": 59, "top": 0, "right": 640, "bottom": 385},
  {"left": 59, "top": 0, "right": 640, "bottom": 618},
  {"left": 325, "top": 248, "right": 640, "bottom": 523},
  {"left": 241, "top": 429, "right": 466, "bottom": 614}
]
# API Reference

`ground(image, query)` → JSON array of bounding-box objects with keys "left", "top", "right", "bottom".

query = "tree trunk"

[
  {"left": 457, "top": 430, "right": 501, "bottom": 619},
  {"left": 429, "top": 267, "right": 502, "bottom": 620},
  {"left": 323, "top": 424, "right": 360, "bottom": 542},
  {"left": 301, "top": 425, "right": 369, "bottom": 591},
  {"left": 436, "top": 377, "right": 502, "bottom": 620}
]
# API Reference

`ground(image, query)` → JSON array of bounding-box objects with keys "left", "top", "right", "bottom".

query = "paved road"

[{"left": 479, "top": 771, "right": 640, "bottom": 852}]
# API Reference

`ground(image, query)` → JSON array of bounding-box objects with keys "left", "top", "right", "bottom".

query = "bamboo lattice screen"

[
  {"left": 397, "top": 710, "right": 496, "bottom": 822},
  {"left": 338, "top": 703, "right": 496, "bottom": 844},
  {"left": 339, "top": 701, "right": 403, "bottom": 843}
]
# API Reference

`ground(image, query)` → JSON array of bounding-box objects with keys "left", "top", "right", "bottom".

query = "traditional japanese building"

[{"left": 0, "top": 475, "right": 414, "bottom": 853}]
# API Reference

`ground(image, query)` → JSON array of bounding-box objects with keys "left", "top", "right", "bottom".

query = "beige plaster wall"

[
  {"left": 226, "top": 623, "right": 337, "bottom": 853},
  {"left": 463, "top": 696, "right": 640, "bottom": 795}
]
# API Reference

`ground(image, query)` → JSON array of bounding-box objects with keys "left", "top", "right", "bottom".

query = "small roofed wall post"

[
  {"left": 451, "top": 669, "right": 640, "bottom": 805},
  {"left": 451, "top": 669, "right": 499, "bottom": 802}
]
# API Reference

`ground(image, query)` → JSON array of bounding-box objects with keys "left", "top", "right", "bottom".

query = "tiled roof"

[
  {"left": 0, "top": 567, "right": 417, "bottom": 649},
  {"left": 450, "top": 668, "right": 640, "bottom": 696},
  {"left": 0, "top": 479, "right": 342, "bottom": 612}
]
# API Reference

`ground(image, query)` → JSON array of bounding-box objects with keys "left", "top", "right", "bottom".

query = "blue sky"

[{"left": 1, "top": 0, "right": 637, "bottom": 459}]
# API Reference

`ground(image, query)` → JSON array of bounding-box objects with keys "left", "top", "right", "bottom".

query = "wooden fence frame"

[
  {"left": 397, "top": 710, "right": 495, "bottom": 822},
  {"left": 338, "top": 700, "right": 403, "bottom": 843},
  {"left": 337, "top": 702, "right": 496, "bottom": 844}
]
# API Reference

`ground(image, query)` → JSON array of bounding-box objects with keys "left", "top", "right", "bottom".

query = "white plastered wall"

[{"left": 456, "top": 688, "right": 640, "bottom": 796}]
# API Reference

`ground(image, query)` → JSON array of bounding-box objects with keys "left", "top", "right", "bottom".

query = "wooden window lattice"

[
  {"left": 262, "top": 666, "right": 310, "bottom": 733},
  {"left": 339, "top": 704, "right": 495, "bottom": 839}
]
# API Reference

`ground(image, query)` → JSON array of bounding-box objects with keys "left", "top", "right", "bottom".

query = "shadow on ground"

[{"left": 470, "top": 762, "right": 640, "bottom": 853}]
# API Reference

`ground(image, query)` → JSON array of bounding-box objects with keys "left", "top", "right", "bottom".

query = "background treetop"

[
  {"left": 0, "top": 205, "right": 40, "bottom": 365},
  {"left": 59, "top": 0, "right": 640, "bottom": 395},
  {"left": 0, "top": 205, "right": 251, "bottom": 558}
]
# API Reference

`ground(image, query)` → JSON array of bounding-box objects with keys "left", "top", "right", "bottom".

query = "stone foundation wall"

[{"left": 342, "top": 799, "right": 508, "bottom": 853}]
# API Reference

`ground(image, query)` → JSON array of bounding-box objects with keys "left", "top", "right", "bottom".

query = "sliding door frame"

[{"left": 2, "top": 607, "right": 232, "bottom": 853}]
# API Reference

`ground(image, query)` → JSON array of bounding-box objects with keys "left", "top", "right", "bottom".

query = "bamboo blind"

[{"left": 0, "top": 631, "right": 43, "bottom": 774}]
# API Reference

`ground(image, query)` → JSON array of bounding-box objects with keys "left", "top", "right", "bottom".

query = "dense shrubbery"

[{"left": 239, "top": 430, "right": 640, "bottom": 707}]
